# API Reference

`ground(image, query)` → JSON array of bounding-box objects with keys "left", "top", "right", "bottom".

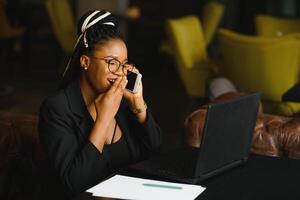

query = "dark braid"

[{"left": 59, "top": 10, "right": 123, "bottom": 89}]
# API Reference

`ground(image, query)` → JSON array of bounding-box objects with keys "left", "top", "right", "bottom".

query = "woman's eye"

[{"left": 108, "top": 59, "right": 118, "bottom": 65}]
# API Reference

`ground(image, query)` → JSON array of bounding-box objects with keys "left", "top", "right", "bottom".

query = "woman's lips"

[{"left": 108, "top": 78, "right": 117, "bottom": 84}]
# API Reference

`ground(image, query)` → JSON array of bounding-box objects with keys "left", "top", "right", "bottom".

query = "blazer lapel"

[{"left": 65, "top": 80, "right": 93, "bottom": 139}]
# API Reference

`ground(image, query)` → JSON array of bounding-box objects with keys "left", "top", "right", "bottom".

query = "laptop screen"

[{"left": 195, "top": 93, "right": 260, "bottom": 176}]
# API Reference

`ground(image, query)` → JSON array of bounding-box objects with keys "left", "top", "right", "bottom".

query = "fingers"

[
  {"left": 131, "top": 66, "right": 140, "bottom": 74},
  {"left": 117, "top": 77, "right": 127, "bottom": 95},
  {"left": 109, "top": 76, "right": 127, "bottom": 94}
]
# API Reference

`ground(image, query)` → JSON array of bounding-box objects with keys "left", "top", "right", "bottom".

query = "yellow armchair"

[
  {"left": 160, "top": 1, "right": 224, "bottom": 55},
  {"left": 217, "top": 28, "right": 300, "bottom": 116},
  {"left": 45, "top": 0, "right": 77, "bottom": 55},
  {"left": 255, "top": 14, "right": 300, "bottom": 37},
  {"left": 165, "top": 16, "right": 216, "bottom": 97},
  {"left": 201, "top": 1, "right": 225, "bottom": 46}
]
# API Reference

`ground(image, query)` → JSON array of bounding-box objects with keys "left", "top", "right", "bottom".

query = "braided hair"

[{"left": 60, "top": 10, "right": 123, "bottom": 89}]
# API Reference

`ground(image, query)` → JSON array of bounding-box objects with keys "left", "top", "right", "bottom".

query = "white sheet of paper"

[{"left": 86, "top": 175, "right": 205, "bottom": 200}]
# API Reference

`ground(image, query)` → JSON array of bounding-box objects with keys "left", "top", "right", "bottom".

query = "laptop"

[{"left": 129, "top": 93, "right": 260, "bottom": 184}]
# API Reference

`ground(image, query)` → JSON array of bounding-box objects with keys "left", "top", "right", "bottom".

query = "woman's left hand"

[
  {"left": 123, "top": 67, "right": 147, "bottom": 123},
  {"left": 123, "top": 67, "right": 143, "bottom": 101}
]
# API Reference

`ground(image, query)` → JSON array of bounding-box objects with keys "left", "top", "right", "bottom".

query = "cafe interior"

[{"left": 1, "top": 0, "right": 300, "bottom": 199}]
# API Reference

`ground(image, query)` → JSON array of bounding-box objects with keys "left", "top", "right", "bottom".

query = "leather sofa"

[
  {"left": 184, "top": 92, "right": 300, "bottom": 160},
  {"left": 0, "top": 111, "right": 64, "bottom": 200}
]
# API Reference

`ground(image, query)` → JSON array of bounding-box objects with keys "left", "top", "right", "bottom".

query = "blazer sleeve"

[
  {"left": 126, "top": 107, "right": 162, "bottom": 160},
  {"left": 38, "top": 99, "right": 110, "bottom": 196}
]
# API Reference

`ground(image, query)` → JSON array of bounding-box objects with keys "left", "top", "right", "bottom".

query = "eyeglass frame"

[{"left": 90, "top": 56, "right": 134, "bottom": 75}]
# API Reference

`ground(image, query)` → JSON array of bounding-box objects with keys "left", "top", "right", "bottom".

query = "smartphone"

[{"left": 126, "top": 72, "right": 142, "bottom": 93}]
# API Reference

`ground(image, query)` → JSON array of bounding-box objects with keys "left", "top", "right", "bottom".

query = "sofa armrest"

[
  {"left": 184, "top": 108, "right": 207, "bottom": 148},
  {"left": 250, "top": 114, "right": 288, "bottom": 157},
  {"left": 183, "top": 92, "right": 300, "bottom": 160},
  {"left": 281, "top": 118, "right": 300, "bottom": 159}
]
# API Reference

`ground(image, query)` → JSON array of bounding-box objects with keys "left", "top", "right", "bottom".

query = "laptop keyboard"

[{"left": 135, "top": 147, "right": 198, "bottom": 179}]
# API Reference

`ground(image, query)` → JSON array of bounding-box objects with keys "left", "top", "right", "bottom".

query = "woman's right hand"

[{"left": 94, "top": 76, "right": 127, "bottom": 124}]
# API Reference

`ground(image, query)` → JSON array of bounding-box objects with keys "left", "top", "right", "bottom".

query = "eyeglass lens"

[{"left": 107, "top": 59, "right": 133, "bottom": 75}]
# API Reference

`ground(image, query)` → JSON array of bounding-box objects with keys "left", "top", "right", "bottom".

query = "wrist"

[
  {"left": 95, "top": 115, "right": 110, "bottom": 129},
  {"left": 131, "top": 102, "right": 147, "bottom": 114}
]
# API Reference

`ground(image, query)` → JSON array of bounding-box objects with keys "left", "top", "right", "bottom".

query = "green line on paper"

[{"left": 142, "top": 183, "right": 182, "bottom": 190}]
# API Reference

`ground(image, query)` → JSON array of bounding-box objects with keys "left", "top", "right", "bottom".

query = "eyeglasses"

[{"left": 91, "top": 56, "right": 134, "bottom": 75}]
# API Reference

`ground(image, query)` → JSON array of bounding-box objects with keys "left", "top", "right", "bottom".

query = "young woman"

[{"left": 38, "top": 10, "right": 162, "bottom": 197}]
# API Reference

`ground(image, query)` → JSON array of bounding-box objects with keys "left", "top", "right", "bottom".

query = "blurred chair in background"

[
  {"left": 45, "top": 0, "right": 77, "bottom": 76},
  {"left": 217, "top": 28, "right": 300, "bottom": 116},
  {"left": 0, "top": 1, "right": 24, "bottom": 41},
  {"left": 0, "top": 0, "right": 24, "bottom": 96},
  {"left": 201, "top": 1, "right": 224, "bottom": 46},
  {"left": 255, "top": 14, "right": 300, "bottom": 37},
  {"left": 165, "top": 15, "right": 217, "bottom": 98},
  {"left": 45, "top": 0, "right": 77, "bottom": 55},
  {"left": 160, "top": 1, "right": 224, "bottom": 56},
  {"left": 0, "top": 0, "right": 24, "bottom": 66}
]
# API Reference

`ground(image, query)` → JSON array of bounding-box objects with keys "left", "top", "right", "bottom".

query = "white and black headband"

[{"left": 63, "top": 10, "right": 115, "bottom": 76}]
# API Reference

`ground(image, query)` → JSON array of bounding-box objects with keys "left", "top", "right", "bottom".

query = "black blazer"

[{"left": 38, "top": 80, "right": 162, "bottom": 197}]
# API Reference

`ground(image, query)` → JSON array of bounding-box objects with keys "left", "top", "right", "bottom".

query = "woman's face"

[{"left": 82, "top": 39, "right": 128, "bottom": 94}]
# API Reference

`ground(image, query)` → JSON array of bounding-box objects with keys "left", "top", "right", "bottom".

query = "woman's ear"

[{"left": 80, "top": 55, "right": 90, "bottom": 70}]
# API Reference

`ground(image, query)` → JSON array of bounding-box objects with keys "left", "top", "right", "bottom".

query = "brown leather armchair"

[
  {"left": 0, "top": 112, "right": 64, "bottom": 200},
  {"left": 184, "top": 92, "right": 300, "bottom": 160}
]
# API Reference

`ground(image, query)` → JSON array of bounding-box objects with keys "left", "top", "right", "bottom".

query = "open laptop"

[{"left": 129, "top": 93, "right": 260, "bottom": 184}]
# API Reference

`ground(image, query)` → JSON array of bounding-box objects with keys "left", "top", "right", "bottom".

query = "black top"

[
  {"left": 104, "top": 136, "right": 130, "bottom": 174},
  {"left": 38, "top": 80, "right": 162, "bottom": 197}
]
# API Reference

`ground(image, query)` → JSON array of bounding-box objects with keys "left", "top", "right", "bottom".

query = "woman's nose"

[{"left": 114, "top": 66, "right": 125, "bottom": 76}]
